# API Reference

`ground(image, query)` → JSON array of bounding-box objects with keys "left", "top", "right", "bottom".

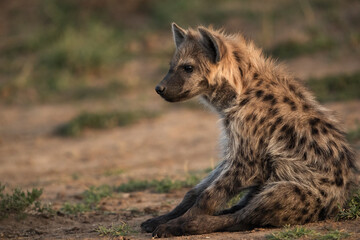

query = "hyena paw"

[
  {"left": 152, "top": 223, "right": 184, "bottom": 238},
  {"left": 141, "top": 217, "right": 166, "bottom": 233}
]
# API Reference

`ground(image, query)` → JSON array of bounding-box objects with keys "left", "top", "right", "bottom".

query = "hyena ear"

[
  {"left": 172, "top": 23, "right": 186, "bottom": 49},
  {"left": 198, "top": 27, "right": 223, "bottom": 63}
]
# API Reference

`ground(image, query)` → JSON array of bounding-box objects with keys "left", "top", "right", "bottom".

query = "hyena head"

[{"left": 155, "top": 23, "right": 228, "bottom": 102}]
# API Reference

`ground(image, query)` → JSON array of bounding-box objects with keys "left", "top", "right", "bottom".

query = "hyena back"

[{"left": 142, "top": 23, "right": 359, "bottom": 237}]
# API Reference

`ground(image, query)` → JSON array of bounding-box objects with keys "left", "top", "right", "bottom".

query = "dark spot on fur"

[
  {"left": 267, "top": 191, "right": 274, "bottom": 197},
  {"left": 303, "top": 104, "right": 310, "bottom": 111},
  {"left": 283, "top": 96, "right": 290, "bottom": 103},
  {"left": 296, "top": 216, "right": 303, "bottom": 222},
  {"left": 309, "top": 118, "right": 320, "bottom": 126},
  {"left": 238, "top": 67, "right": 243, "bottom": 77},
  {"left": 255, "top": 90, "right": 264, "bottom": 98},
  {"left": 254, "top": 73, "right": 259, "bottom": 79},
  {"left": 318, "top": 207, "right": 327, "bottom": 220},
  {"left": 302, "top": 208, "right": 309, "bottom": 215},
  {"left": 320, "top": 190, "right": 327, "bottom": 197},
  {"left": 334, "top": 168, "right": 344, "bottom": 187},
  {"left": 312, "top": 127, "right": 319, "bottom": 135},
  {"left": 293, "top": 186, "right": 301, "bottom": 195},
  {"left": 268, "top": 107, "right": 279, "bottom": 116},
  {"left": 289, "top": 84, "right": 296, "bottom": 93},
  {"left": 299, "top": 136, "right": 307, "bottom": 147},
  {"left": 321, "top": 126, "right": 328, "bottom": 134},
  {"left": 259, "top": 117, "right": 266, "bottom": 125},
  {"left": 303, "top": 152, "right": 307, "bottom": 160},
  {"left": 282, "top": 216, "right": 289, "bottom": 222},
  {"left": 239, "top": 98, "right": 250, "bottom": 107},
  {"left": 233, "top": 51, "right": 241, "bottom": 62},
  {"left": 263, "top": 94, "right": 274, "bottom": 102},
  {"left": 320, "top": 178, "right": 330, "bottom": 184},
  {"left": 253, "top": 125, "right": 258, "bottom": 135}
]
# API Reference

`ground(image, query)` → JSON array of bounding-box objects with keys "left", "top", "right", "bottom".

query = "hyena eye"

[{"left": 183, "top": 65, "right": 194, "bottom": 73}]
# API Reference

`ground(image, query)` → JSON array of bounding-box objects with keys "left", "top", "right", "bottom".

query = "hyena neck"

[{"left": 201, "top": 79, "right": 239, "bottom": 114}]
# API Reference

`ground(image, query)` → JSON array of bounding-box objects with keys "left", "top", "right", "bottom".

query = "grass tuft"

[
  {"left": 61, "top": 185, "right": 112, "bottom": 214},
  {"left": 307, "top": 72, "right": 360, "bottom": 102},
  {"left": 266, "top": 226, "right": 314, "bottom": 240},
  {"left": 55, "top": 110, "right": 158, "bottom": 137},
  {"left": 337, "top": 189, "right": 360, "bottom": 220},
  {"left": 319, "top": 230, "right": 350, "bottom": 240},
  {"left": 95, "top": 222, "right": 133, "bottom": 237},
  {"left": 267, "top": 226, "right": 350, "bottom": 240},
  {"left": 0, "top": 183, "right": 47, "bottom": 219}
]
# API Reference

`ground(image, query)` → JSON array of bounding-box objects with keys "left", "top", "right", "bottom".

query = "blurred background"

[{"left": 0, "top": 0, "right": 359, "bottom": 238}]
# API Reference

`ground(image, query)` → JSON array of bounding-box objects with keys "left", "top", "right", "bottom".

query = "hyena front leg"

[
  {"left": 152, "top": 165, "right": 251, "bottom": 237},
  {"left": 141, "top": 160, "right": 227, "bottom": 233}
]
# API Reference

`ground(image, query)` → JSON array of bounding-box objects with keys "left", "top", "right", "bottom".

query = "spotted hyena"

[{"left": 141, "top": 23, "right": 359, "bottom": 237}]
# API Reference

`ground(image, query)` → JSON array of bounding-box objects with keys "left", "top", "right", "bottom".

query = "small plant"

[
  {"left": 95, "top": 222, "right": 132, "bottom": 237},
  {"left": 337, "top": 189, "right": 360, "bottom": 220},
  {"left": 267, "top": 226, "right": 350, "bottom": 240},
  {"left": 266, "top": 226, "right": 314, "bottom": 240},
  {"left": 61, "top": 185, "right": 112, "bottom": 214},
  {"left": 319, "top": 230, "right": 350, "bottom": 240},
  {"left": 55, "top": 110, "right": 158, "bottom": 137},
  {"left": 0, "top": 183, "right": 43, "bottom": 219}
]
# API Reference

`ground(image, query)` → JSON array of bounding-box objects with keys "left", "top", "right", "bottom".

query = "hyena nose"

[{"left": 155, "top": 85, "right": 166, "bottom": 95}]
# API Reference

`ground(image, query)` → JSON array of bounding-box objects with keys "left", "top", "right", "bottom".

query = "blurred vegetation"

[
  {"left": 115, "top": 175, "right": 200, "bottom": 193},
  {"left": 307, "top": 72, "right": 360, "bottom": 102},
  {"left": 55, "top": 110, "right": 158, "bottom": 136},
  {"left": 0, "top": 0, "right": 359, "bottom": 104}
]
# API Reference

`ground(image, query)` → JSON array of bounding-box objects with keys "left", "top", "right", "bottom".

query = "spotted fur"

[{"left": 141, "top": 23, "right": 359, "bottom": 238}]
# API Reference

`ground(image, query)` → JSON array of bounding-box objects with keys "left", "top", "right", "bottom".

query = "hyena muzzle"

[{"left": 141, "top": 23, "right": 359, "bottom": 238}]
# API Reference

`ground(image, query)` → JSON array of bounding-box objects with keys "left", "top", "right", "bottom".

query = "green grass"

[
  {"left": 55, "top": 110, "right": 158, "bottom": 137},
  {"left": 268, "top": 35, "right": 335, "bottom": 59},
  {"left": 0, "top": 183, "right": 51, "bottom": 219},
  {"left": 266, "top": 226, "right": 350, "bottom": 240},
  {"left": 307, "top": 72, "right": 360, "bottom": 102},
  {"left": 115, "top": 175, "right": 200, "bottom": 193},
  {"left": 226, "top": 192, "right": 246, "bottom": 208},
  {"left": 319, "top": 230, "right": 350, "bottom": 240},
  {"left": 337, "top": 189, "right": 360, "bottom": 220},
  {"left": 266, "top": 226, "right": 315, "bottom": 240},
  {"left": 95, "top": 222, "right": 133, "bottom": 237},
  {"left": 61, "top": 185, "right": 112, "bottom": 214}
]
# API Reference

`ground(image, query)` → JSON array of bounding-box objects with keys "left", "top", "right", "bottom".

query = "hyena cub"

[{"left": 141, "top": 23, "right": 359, "bottom": 237}]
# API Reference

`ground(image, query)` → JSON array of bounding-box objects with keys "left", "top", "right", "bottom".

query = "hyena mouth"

[{"left": 159, "top": 90, "right": 191, "bottom": 102}]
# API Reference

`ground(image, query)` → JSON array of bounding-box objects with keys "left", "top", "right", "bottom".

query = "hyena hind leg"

[{"left": 225, "top": 181, "right": 322, "bottom": 231}]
